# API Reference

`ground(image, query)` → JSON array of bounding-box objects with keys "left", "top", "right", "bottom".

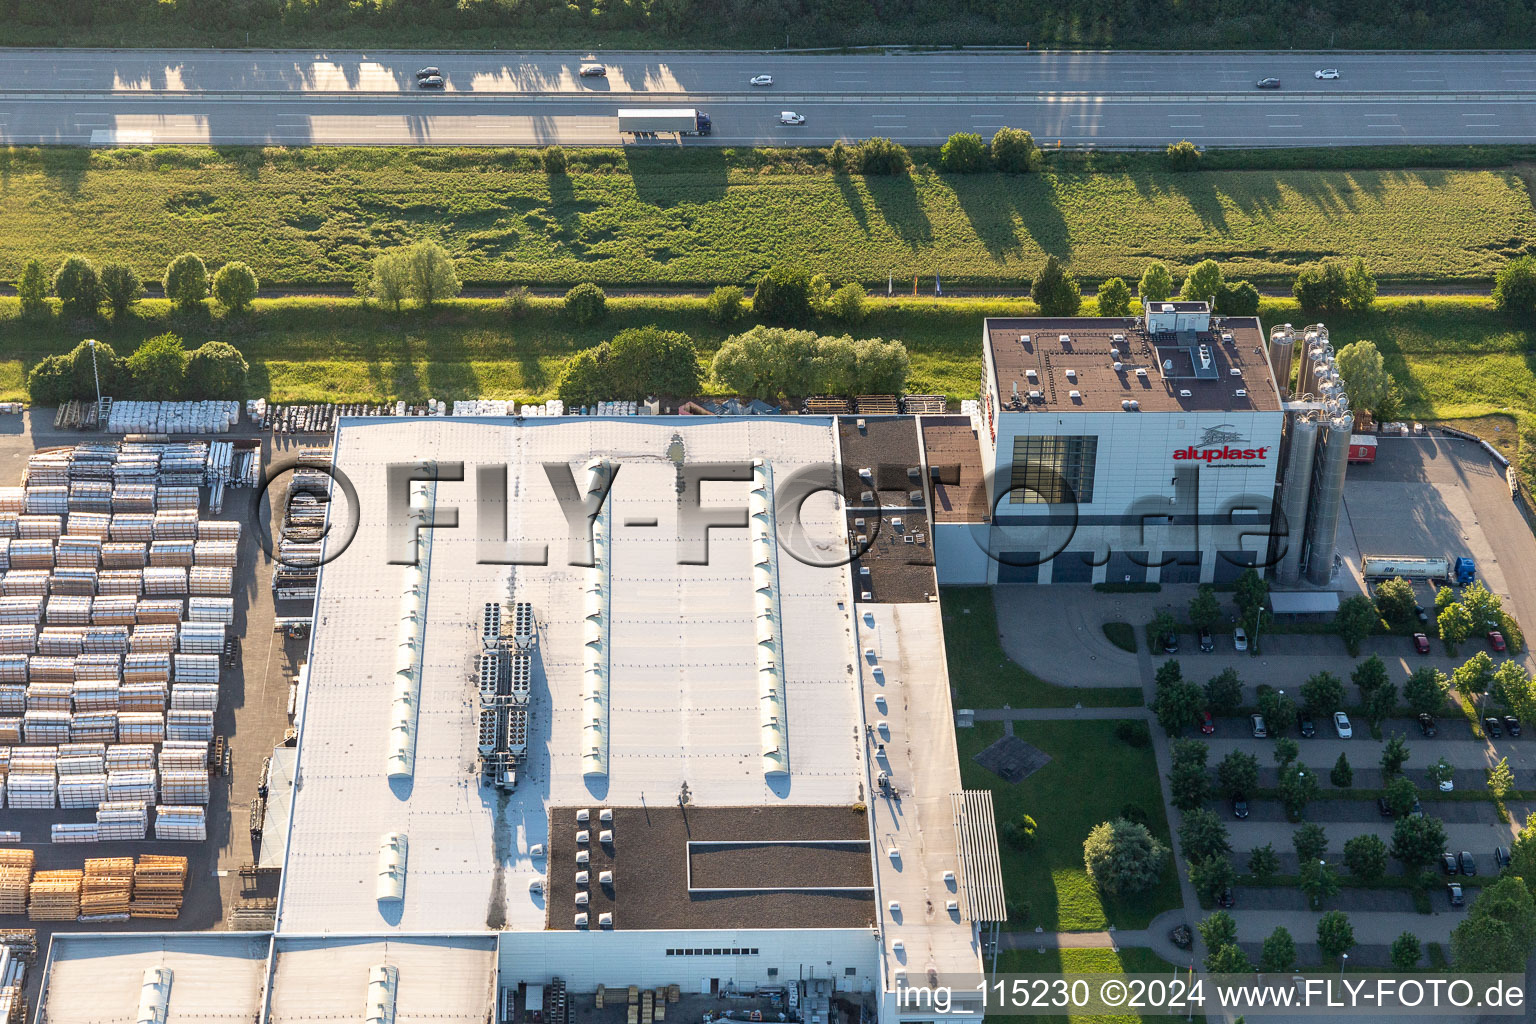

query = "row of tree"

[
  {"left": 16, "top": 254, "right": 260, "bottom": 320},
  {"left": 26, "top": 336, "right": 249, "bottom": 404}
]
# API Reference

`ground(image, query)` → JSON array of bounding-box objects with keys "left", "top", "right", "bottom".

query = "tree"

[
  {"left": 1343, "top": 834, "right": 1388, "bottom": 882},
  {"left": 1451, "top": 875, "right": 1536, "bottom": 972},
  {"left": 1374, "top": 577, "right": 1417, "bottom": 624},
  {"left": 605, "top": 326, "right": 702, "bottom": 400},
  {"left": 126, "top": 333, "right": 188, "bottom": 399},
  {"left": 705, "top": 285, "right": 745, "bottom": 324},
  {"left": 1278, "top": 761, "right": 1319, "bottom": 821},
  {"left": 1435, "top": 585, "right": 1459, "bottom": 612},
  {"left": 1390, "top": 932, "right": 1422, "bottom": 971},
  {"left": 185, "top": 341, "right": 249, "bottom": 399},
  {"left": 1511, "top": 813, "right": 1536, "bottom": 900},
  {"left": 1234, "top": 569, "right": 1268, "bottom": 621},
  {"left": 1300, "top": 858, "right": 1340, "bottom": 908},
  {"left": 1259, "top": 927, "right": 1297, "bottom": 973},
  {"left": 1335, "top": 595, "right": 1378, "bottom": 656},
  {"left": 1216, "top": 280, "right": 1261, "bottom": 316},
  {"left": 1180, "top": 260, "right": 1224, "bottom": 304},
  {"left": 564, "top": 281, "right": 607, "bottom": 324},
  {"left": 1390, "top": 813, "right": 1447, "bottom": 870},
  {"left": 851, "top": 136, "right": 909, "bottom": 175},
  {"left": 1404, "top": 666, "right": 1451, "bottom": 716},
  {"left": 1096, "top": 277, "right": 1132, "bottom": 317},
  {"left": 162, "top": 253, "right": 209, "bottom": 312},
  {"left": 1492, "top": 661, "right": 1536, "bottom": 723},
  {"left": 1365, "top": 681, "right": 1398, "bottom": 727},
  {"left": 25, "top": 356, "right": 72, "bottom": 405},
  {"left": 1168, "top": 738, "right": 1211, "bottom": 811},
  {"left": 1180, "top": 808, "right": 1232, "bottom": 862},
  {"left": 1216, "top": 749, "right": 1259, "bottom": 799},
  {"left": 1452, "top": 651, "right": 1496, "bottom": 703},
  {"left": 1352, "top": 655, "right": 1389, "bottom": 698},
  {"left": 1331, "top": 752, "right": 1354, "bottom": 788},
  {"left": 540, "top": 145, "right": 568, "bottom": 173},
  {"left": 61, "top": 339, "right": 127, "bottom": 397},
  {"left": 1336, "top": 340, "right": 1390, "bottom": 417},
  {"left": 1001, "top": 813, "right": 1038, "bottom": 849},
  {"left": 1198, "top": 910, "right": 1238, "bottom": 952},
  {"left": 1489, "top": 757, "right": 1515, "bottom": 801},
  {"left": 1293, "top": 823, "right": 1329, "bottom": 863},
  {"left": 369, "top": 251, "right": 410, "bottom": 311},
  {"left": 18, "top": 258, "right": 49, "bottom": 318},
  {"left": 1189, "top": 586, "right": 1221, "bottom": 631},
  {"left": 1206, "top": 943, "right": 1252, "bottom": 973},
  {"left": 1258, "top": 689, "right": 1297, "bottom": 736},
  {"left": 1460, "top": 581, "right": 1504, "bottom": 633},
  {"left": 1189, "top": 855, "right": 1236, "bottom": 906},
  {"left": 556, "top": 348, "right": 609, "bottom": 407},
  {"left": 1379, "top": 733, "right": 1411, "bottom": 777},
  {"left": 1273, "top": 737, "right": 1299, "bottom": 769},
  {"left": 1032, "top": 255, "right": 1081, "bottom": 316},
  {"left": 1248, "top": 843, "right": 1278, "bottom": 881},
  {"left": 753, "top": 265, "right": 812, "bottom": 322},
  {"left": 1138, "top": 262, "right": 1175, "bottom": 303},
  {"left": 824, "top": 282, "right": 866, "bottom": 325},
  {"left": 1301, "top": 671, "right": 1345, "bottom": 714},
  {"left": 1083, "top": 818, "right": 1169, "bottom": 896},
  {"left": 210, "top": 261, "right": 259, "bottom": 313},
  {"left": 52, "top": 255, "right": 103, "bottom": 318},
  {"left": 1343, "top": 257, "right": 1377, "bottom": 312},
  {"left": 1316, "top": 910, "right": 1355, "bottom": 961},
  {"left": 989, "top": 127, "right": 1042, "bottom": 172},
  {"left": 1438, "top": 602, "right": 1473, "bottom": 651},
  {"left": 1292, "top": 260, "right": 1349, "bottom": 315},
  {"left": 99, "top": 262, "right": 144, "bottom": 320},
  {"left": 1205, "top": 669, "right": 1244, "bottom": 716},
  {"left": 939, "top": 131, "right": 989, "bottom": 172},
  {"left": 1492, "top": 255, "right": 1536, "bottom": 316},
  {"left": 1382, "top": 775, "right": 1419, "bottom": 818},
  {"left": 1165, "top": 139, "right": 1202, "bottom": 171},
  {"left": 1154, "top": 680, "right": 1205, "bottom": 739},
  {"left": 1152, "top": 614, "right": 1179, "bottom": 652},
  {"left": 403, "top": 242, "right": 460, "bottom": 307}
]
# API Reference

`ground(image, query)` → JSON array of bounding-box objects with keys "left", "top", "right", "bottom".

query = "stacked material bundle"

[
  {"left": 165, "top": 709, "right": 213, "bottom": 742},
  {"left": 0, "top": 627, "right": 33, "bottom": 655},
  {"left": 130, "top": 855, "right": 188, "bottom": 918},
  {"left": 15, "top": 516, "right": 61, "bottom": 540},
  {"left": 56, "top": 743, "right": 106, "bottom": 775},
  {"left": 49, "top": 568, "right": 98, "bottom": 597},
  {"left": 4, "top": 541, "right": 52, "bottom": 571},
  {"left": 192, "top": 541, "right": 237, "bottom": 567},
  {"left": 148, "top": 541, "right": 194, "bottom": 567},
  {"left": 187, "top": 568, "right": 233, "bottom": 596},
  {"left": 57, "top": 773, "right": 108, "bottom": 809},
  {"left": 151, "top": 511, "right": 198, "bottom": 540},
  {"left": 104, "top": 744, "right": 154, "bottom": 771},
  {"left": 152, "top": 806, "right": 205, "bottom": 841},
  {"left": 50, "top": 823, "right": 99, "bottom": 844},
  {"left": 95, "top": 801, "right": 148, "bottom": 841},
  {"left": 118, "top": 683, "right": 167, "bottom": 713},
  {"left": 177, "top": 623, "right": 224, "bottom": 653},
  {"left": 135, "top": 598, "right": 183, "bottom": 623},
  {"left": 107, "top": 400, "right": 238, "bottom": 435},
  {"left": 73, "top": 653, "right": 121, "bottom": 680},
  {"left": 105, "top": 769, "right": 157, "bottom": 805},
  {"left": 0, "top": 571, "right": 48, "bottom": 598},
  {"left": 79, "top": 627, "right": 128, "bottom": 654},
  {"left": 89, "top": 595, "right": 136, "bottom": 625},
  {"left": 68, "top": 712, "right": 117, "bottom": 743},
  {"left": 108, "top": 514, "right": 153, "bottom": 542},
  {"left": 54, "top": 536, "right": 101, "bottom": 568},
  {"left": 0, "top": 719, "right": 17, "bottom": 744},
  {"left": 21, "top": 710, "right": 69, "bottom": 745},
  {"left": 168, "top": 684, "right": 217, "bottom": 711},
  {"left": 44, "top": 597, "right": 91, "bottom": 626},
  {"left": 0, "top": 851, "right": 33, "bottom": 914},
  {"left": 116, "top": 713, "right": 164, "bottom": 744},
  {"left": 186, "top": 598, "right": 234, "bottom": 624},
  {"left": 34, "top": 631, "right": 80, "bottom": 657},
  {"left": 141, "top": 569, "right": 187, "bottom": 597},
  {"left": 79, "top": 858, "right": 133, "bottom": 917},
  {"left": 0, "top": 599, "right": 42, "bottom": 627},
  {"left": 25, "top": 678, "right": 72, "bottom": 705},
  {"left": 123, "top": 653, "right": 170, "bottom": 684},
  {"left": 196, "top": 520, "right": 241, "bottom": 543},
  {"left": 66, "top": 512, "right": 112, "bottom": 539},
  {"left": 70, "top": 681, "right": 119, "bottom": 711},
  {"left": 27, "top": 871, "right": 82, "bottom": 921},
  {"left": 97, "top": 569, "right": 143, "bottom": 594},
  {"left": 128, "top": 624, "right": 178, "bottom": 653},
  {"left": 159, "top": 770, "right": 209, "bottom": 805},
  {"left": 110, "top": 485, "right": 156, "bottom": 514},
  {"left": 171, "top": 655, "right": 218, "bottom": 683},
  {"left": 0, "top": 685, "right": 22, "bottom": 714}
]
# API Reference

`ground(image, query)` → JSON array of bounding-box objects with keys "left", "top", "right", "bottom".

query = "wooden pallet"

[
  {"left": 130, "top": 854, "right": 187, "bottom": 918},
  {"left": 80, "top": 858, "right": 134, "bottom": 918},
  {"left": 0, "top": 851, "right": 34, "bottom": 916},
  {"left": 27, "top": 870, "right": 82, "bottom": 921}
]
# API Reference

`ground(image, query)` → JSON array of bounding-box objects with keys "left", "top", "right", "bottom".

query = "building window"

[
  {"left": 845, "top": 967, "right": 857, "bottom": 976},
  {"left": 1008, "top": 435, "right": 1097, "bottom": 504}
]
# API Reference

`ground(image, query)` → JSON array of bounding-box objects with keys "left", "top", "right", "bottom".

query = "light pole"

[
  {"left": 86, "top": 339, "right": 102, "bottom": 424},
  {"left": 1340, "top": 952, "right": 1349, "bottom": 976}
]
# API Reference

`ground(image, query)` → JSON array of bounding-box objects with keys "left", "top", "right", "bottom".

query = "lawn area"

[
  {"left": 941, "top": 587, "right": 1144, "bottom": 708},
  {"left": 958, "top": 719, "right": 1181, "bottom": 932},
  {"left": 996, "top": 949, "right": 1203, "bottom": 1024},
  {"left": 1, "top": 147, "right": 1532, "bottom": 288}
]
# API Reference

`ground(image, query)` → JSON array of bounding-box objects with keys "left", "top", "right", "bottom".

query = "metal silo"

[
  {"left": 1304, "top": 409, "right": 1354, "bottom": 586},
  {"left": 1275, "top": 413, "right": 1319, "bottom": 585},
  {"left": 1268, "top": 324, "right": 1296, "bottom": 398}
]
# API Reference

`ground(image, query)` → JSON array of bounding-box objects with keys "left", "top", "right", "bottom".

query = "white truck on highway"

[{"left": 617, "top": 108, "right": 711, "bottom": 136}]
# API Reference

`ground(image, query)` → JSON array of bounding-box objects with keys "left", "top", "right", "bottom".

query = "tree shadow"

[
  {"left": 832, "top": 173, "right": 870, "bottom": 236},
  {"left": 626, "top": 146, "right": 728, "bottom": 208},
  {"left": 863, "top": 171, "right": 932, "bottom": 246}
]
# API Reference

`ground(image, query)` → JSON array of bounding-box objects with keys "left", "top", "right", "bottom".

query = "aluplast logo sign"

[{"left": 1174, "top": 424, "right": 1271, "bottom": 463}]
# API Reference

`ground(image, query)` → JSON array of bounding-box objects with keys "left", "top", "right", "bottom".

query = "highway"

[{"left": 3, "top": 49, "right": 1536, "bottom": 147}]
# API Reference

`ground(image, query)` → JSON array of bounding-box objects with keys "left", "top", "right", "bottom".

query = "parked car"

[
  {"left": 1333, "top": 711, "right": 1353, "bottom": 739},
  {"left": 1489, "top": 630, "right": 1506, "bottom": 652},
  {"left": 1495, "top": 846, "right": 1511, "bottom": 869},
  {"left": 749, "top": 74, "right": 773, "bottom": 86},
  {"left": 1441, "top": 852, "right": 1459, "bottom": 875},
  {"left": 1485, "top": 716, "right": 1503, "bottom": 738},
  {"left": 1377, "top": 795, "right": 1393, "bottom": 817},
  {"left": 1299, "top": 714, "right": 1316, "bottom": 738},
  {"left": 1200, "top": 711, "right": 1215, "bottom": 735},
  {"left": 1505, "top": 716, "right": 1522, "bottom": 737},
  {"left": 1439, "top": 775, "right": 1454, "bottom": 792},
  {"left": 415, "top": 67, "right": 441, "bottom": 79},
  {"left": 1417, "top": 713, "right": 1437, "bottom": 737},
  {"left": 1315, "top": 68, "right": 1341, "bottom": 79},
  {"left": 1448, "top": 882, "right": 1465, "bottom": 906},
  {"left": 579, "top": 63, "right": 608, "bottom": 77},
  {"left": 1256, "top": 77, "right": 1281, "bottom": 89},
  {"left": 1413, "top": 633, "right": 1431, "bottom": 654},
  {"left": 416, "top": 76, "right": 444, "bottom": 89},
  {"left": 1250, "top": 714, "right": 1268, "bottom": 739},
  {"left": 779, "top": 111, "right": 805, "bottom": 125},
  {"left": 1233, "top": 627, "right": 1249, "bottom": 652},
  {"left": 1199, "top": 629, "right": 1215, "bottom": 653},
  {"left": 1411, "top": 798, "right": 1424, "bottom": 818},
  {"left": 1162, "top": 634, "right": 1179, "bottom": 654},
  {"left": 1459, "top": 851, "right": 1477, "bottom": 876},
  {"left": 1415, "top": 604, "right": 1429, "bottom": 623},
  {"left": 1217, "top": 887, "right": 1235, "bottom": 908},
  {"left": 1232, "top": 794, "right": 1249, "bottom": 820}
]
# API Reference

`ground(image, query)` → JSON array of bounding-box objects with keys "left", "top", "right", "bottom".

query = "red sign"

[{"left": 1173, "top": 445, "right": 1271, "bottom": 462}]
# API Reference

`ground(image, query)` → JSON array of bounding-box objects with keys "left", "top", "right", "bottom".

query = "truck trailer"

[
  {"left": 1347, "top": 434, "right": 1377, "bottom": 463},
  {"left": 1361, "top": 554, "right": 1476, "bottom": 584},
  {"left": 617, "top": 108, "right": 711, "bottom": 136}
]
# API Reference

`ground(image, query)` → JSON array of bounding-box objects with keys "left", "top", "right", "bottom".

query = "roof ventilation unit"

[
  {"left": 529, "top": 878, "right": 544, "bottom": 895},
  {"left": 599, "top": 912, "right": 614, "bottom": 928},
  {"left": 1135, "top": 368, "right": 1148, "bottom": 377},
  {"left": 855, "top": 418, "right": 866, "bottom": 432},
  {"left": 1121, "top": 401, "right": 1131, "bottom": 411},
  {"left": 599, "top": 830, "right": 613, "bottom": 844},
  {"left": 599, "top": 808, "right": 613, "bottom": 823},
  {"left": 136, "top": 967, "right": 172, "bottom": 1024},
  {"left": 1020, "top": 334, "right": 1031, "bottom": 345},
  {"left": 946, "top": 899, "right": 960, "bottom": 913},
  {"left": 576, "top": 850, "right": 589, "bottom": 865},
  {"left": 576, "top": 808, "right": 590, "bottom": 823},
  {"left": 365, "top": 965, "right": 398, "bottom": 1024},
  {"left": 888, "top": 900, "right": 900, "bottom": 913},
  {"left": 576, "top": 830, "right": 589, "bottom": 845},
  {"left": 574, "top": 912, "right": 589, "bottom": 928},
  {"left": 1065, "top": 369, "right": 1077, "bottom": 380},
  {"left": 1069, "top": 390, "right": 1081, "bottom": 400},
  {"left": 943, "top": 870, "right": 956, "bottom": 884},
  {"left": 575, "top": 870, "right": 589, "bottom": 885},
  {"left": 1058, "top": 334, "right": 1071, "bottom": 344},
  {"left": 1235, "top": 389, "right": 1248, "bottom": 397},
  {"left": 1025, "top": 369, "right": 1038, "bottom": 381},
  {"left": 1129, "top": 400, "right": 1140, "bottom": 410},
  {"left": 1112, "top": 333, "right": 1126, "bottom": 343},
  {"left": 530, "top": 844, "right": 545, "bottom": 858},
  {"left": 858, "top": 467, "right": 873, "bottom": 480},
  {"left": 1113, "top": 362, "right": 1123, "bottom": 372},
  {"left": 599, "top": 870, "right": 613, "bottom": 885},
  {"left": 375, "top": 832, "right": 408, "bottom": 903},
  {"left": 575, "top": 891, "right": 589, "bottom": 906},
  {"left": 1179, "top": 389, "right": 1193, "bottom": 398},
  {"left": 1028, "top": 390, "right": 1041, "bottom": 400}
]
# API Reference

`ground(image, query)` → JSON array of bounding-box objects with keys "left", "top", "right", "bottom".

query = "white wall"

[{"left": 933, "top": 524, "right": 991, "bottom": 585}]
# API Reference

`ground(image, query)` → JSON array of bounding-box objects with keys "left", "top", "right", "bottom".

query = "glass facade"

[{"left": 1007, "top": 435, "right": 1098, "bottom": 504}]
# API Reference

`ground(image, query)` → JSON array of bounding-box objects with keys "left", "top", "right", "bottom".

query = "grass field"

[
  {"left": 1, "top": 147, "right": 1532, "bottom": 288},
  {"left": 996, "top": 949, "right": 1204, "bottom": 1024},
  {"left": 959, "top": 720, "right": 1182, "bottom": 933},
  {"left": 941, "top": 588, "right": 1145, "bottom": 707}
]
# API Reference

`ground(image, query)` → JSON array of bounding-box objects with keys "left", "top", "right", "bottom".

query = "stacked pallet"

[
  {"left": 79, "top": 858, "right": 133, "bottom": 917},
  {"left": 0, "top": 851, "right": 33, "bottom": 914},
  {"left": 130, "top": 855, "right": 187, "bottom": 918},
  {"left": 26, "top": 870, "right": 81, "bottom": 921}
]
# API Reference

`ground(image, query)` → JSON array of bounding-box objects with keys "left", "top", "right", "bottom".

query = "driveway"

[{"left": 1199, "top": 734, "right": 1533, "bottom": 772}]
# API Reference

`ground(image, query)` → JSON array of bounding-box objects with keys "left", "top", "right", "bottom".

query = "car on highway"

[
  {"left": 1299, "top": 714, "right": 1316, "bottom": 739},
  {"left": 1505, "top": 716, "right": 1522, "bottom": 737},
  {"left": 1232, "top": 794, "right": 1249, "bottom": 820},
  {"left": 415, "top": 67, "right": 440, "bottom": 79},
  {"left": 1199, "top": 629, "right": 1215, "bottom": 653},
  {"left": 779, "top": 111, "right": 805, "bottom": 125},
  {"left": 1256, "top": 77, "right": 1281, "bottom": 89},
  {"left": 1441, "top": 852, "right": 1459, "bottom": 875},
  {"left": 1233, "top": 627, "right": 1248, "bottom": 652},
  {"left": 1459, "top": 851, "right": 1477, "bottom": 875},
  {"left": 1333, "top": 711, "right": 1353, "bottom": 739},
  {"left": 1199, "top": 711, "right": 1215, "bottom": 735},
  {"left": 417, "top": 76, "right": 444, "bottom": 89},
  {"left": 1314, "top": 69, "right": 1341, "bottom": 79},
  {"left": 750, "top": 75, "right": 773, "bottom": 86},
  {"left": 1417, "top": 713, "right": 1438, "bottom": 737},
  {"left": 1448, "top": 882, "right": 1465, "bottom": 906},
  {"left": 1413, "top": 633, "right": 1431, "bottom": 654},
  {"left": 1488, "top": 630, "right": 1506, "bottom": 652},
  {"left": 1485, "top": 716, "right": 1503, "bottom": 738},
  {"left": 1250, "top": 714, "right": 1267, "bottom": 739},
  {"left": 580, "top": 63, "right": 607, "bottom": 77}
]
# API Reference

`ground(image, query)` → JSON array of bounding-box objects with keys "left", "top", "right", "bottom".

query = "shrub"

[
  {"left": 369, "top": 251, "right": 410, "bottom": 310},
  {"left": 1102, "top": 621, "right": 1137, "bottom": 653},
  {"left": 25, "top": 356, "right": 72, "bottom": 405},
  {"left": 1032, "top": 255, "right": 1081, "bottom": 316},
  {"left": 212, "top": 261, "right": 259, "bottom": 313},
  {"left": 1096, "top": 277, "right": 1133, "bottom": 317},
  {"left": 851, "top": 137, "right": 909, "bottom": 175},
  {"left": 18, "top": 259, "right": 49, "bottom": 318},
  {"left": 752, "top": 265, "right": 812, "bottom": 322},
  {"left": 824, "top": 282, "right": 866, "bottom": 325},
  {"left": 405, "top": 240, "right": 461, "bottom": 307},
  {"left": 564, "top": 282, "right": 608, "bottom": 324},
  {"left": 541, "top": 145, "right": 568, "bottom": 173},
  {"left": 1181, "top": 260, "right": 1224, "bottom": 303},
  {"left": 1493, "top": 255, "right": 1536, "bottom": 316},
  {"left": 1119, "top": 803, "right": 1149, "bottom": 826},
  {"left": 1114, "top": 719, "right": 1150, "bottom": 747},
  {"left": 709, "top": 325, "right": 908, "bottom": 399},
  {"left": 1138, "top": 262, "right": 1174, "bottom": 304},
  {"left": 1216, "top": 280, "right": 1261, "bottom": 316},
  {"left": 705, "top": 285, "right": 745, "bottom": 324},
  {"left": 162, "top": 253, "right": 209, "bottom": 312},
  {"left": 1344, "top": 257, "right": 1377, "bottom": 311},
  {"left": 185, "top": 341, "right": 249, "bottom": 399},
  {"left": 556, "top": 347, "right": 609, "bottom": 407},
  {"left": 607, "top": 326, "right": 702, "bottom": 400},
  {"left": 1166, "top": 140, "right": 1202, "bottom": 171},
  {"left": 99, "top": 262, "right": 144, "bottom": 320},
  {"left": 1001, "top": 813, "right": 1038, "bottom": 849},
  {"left": 126, "top": 333, "right": 189, "bottom": 399},
  {"left": 52, "top": 255, "right": 103, "bottom": 318},
  {"left": 1083, "top": 818, "right": 1169, "bottom": 896},
  {"left": 502, "top": 285, "right": 533, "bottom": 319},
  {"left": 827, "top": 140, "right": 851, "bottom": 172},
  {"left": 939, "top": 132, "right": 989, "bottom": 173},
  {"left": 990, "top": 127, "right": 1042, "bottom": 172},
  {"left": 1292, "top": 260, "right": 1350, "bottom": 315}
]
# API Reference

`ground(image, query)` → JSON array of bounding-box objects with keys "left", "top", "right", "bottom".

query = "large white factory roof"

[
  {"left": 277, "top": 418, "right": 867, "bottom": 934},
  {"left": 267, "top": 936, "right": 497, "bottom": 1024},
  {"left": 37, "top": 933, "right": 269, "bottom": 1024}
]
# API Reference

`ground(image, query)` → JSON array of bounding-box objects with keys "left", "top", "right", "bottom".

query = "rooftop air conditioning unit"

[
  {"left": 575, "top": 891, "right": 589, "bottom": 905},
  {"left": 858, "top": 467, "right": 873, "bottom": 480},
  {"left": 1066, "top": 369, "right": 1077, "bottom": 380},
  {"left": 1129, "top": 400, "right": 1140, "bottom": 410},
  {"left": 1113, "top": 362, "right": 1124, "bottom": 371},
  {"left": 861, "top": 591, "right": 873, "bottom": 600},
  {"left": 1028, "top": 390, "right": 1041, "bottom": 400},
  {"left": 529, "top": 878, "right": 544, "bottom": 894},
  {"left": 1020, "top": 334, "right": 1031, "bottom": 344},
  {"left": 889, "top": 900, "right": 901, "bottom": 913},
  {"left": 943, "top": 870, "right": 956, "bottom": 884},
  {"left": 892, "top": 517, "right": 903, "bottom": 530},
  {"left": 598, "top": 913, "right": 613, "bottom": 928},
  {"left": 1136, "top": 368, "right": 1148, "bottom": 378},
  {"left": 1121, "top": 401, "right": 1131, "bottom": 410},
  {"left": 1230, "top": 367, "right": 1242, "bottom": 376},
  {"left": 599, "top": 870, "right": 613, "bottom": 885},
  {"left": 854, "top": 518, "right": 865, "bottom": 528},
  {"left": 530, "top": 844, "right": 545, "bottom": 858},
  {"left": 855, "top": 534, "right": 867, "bottom": 546},
  {"left": 576, "top": 830, "right": 589, "bottom": 844},
  {"left": 1235, "top": 389, "right": 1248, "bottom": 397},
  {"left": 599, "top": 830, "right": 613, "bottom": 844},
  {"left": 861, "top": 490, "right": 874, "bottom": 503},
  {"left": 1161, "top": 304, "right": 1175, "bottom": 313},
  {"left": 856, "top": 418, "right": 866, "bottom": 432},
  {"left": 576, "top": 850, "right": 589, "bottom": 865},
  {"left": 575, "top": 870, "right": 589, "bottom": 885},
  {"left": 859, "top": 566, "right": 871, "bottom": 578},
  {"left": 1222, "top": 333, "right": 1234, "bottom": 343},
  {"left": 576, "top": 809, "right": 590, "bottom": 823},
  {"left": 1059, "top": 334, "right": 1071, "bottom": 344},
  {"left": 1025, "top": 369, "right": 1038, "bottom": 380},
  {"left": 1179, "top": 389, "right": 1193, "bottom": 398},
  {"left": 575, "top": 912, "right": 589, "bottom": 928},
  {"left": 1112, "top": 334, "right": 1126, "bottom": 343},
  {"left": 1069, "top": 390, "right": 1081, "bottom": 399}
]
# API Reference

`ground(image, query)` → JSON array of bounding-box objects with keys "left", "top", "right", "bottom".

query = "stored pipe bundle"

[
  {"left": 97, "top": 570, "right": 143, "bottom": 596},
  {"left": 74, "top": 653, "right": 122, "bottom": 680},
  {"left": 177, "top": 623, "right": 224, "bottom": 653},
  {"left": 151, "top": 511, "right": 198, "bottom": 540},
  {"left": 116, "top": 713, "right": 165, "bottom": 744},
  {"left": 0, "top": 598, "right": 44, "bottom": 626},
  {"left": 135, "top": 599, "right": 183, "bottom": 624},
  {"left": 16, "top": 514, "right": 62, "bottom": 539},
  {"left": 45, "top": 596, "right": 92, "bottom": 626},
  {"left": 118, "top": 682, "right": 168, "bottom": 712},
  {"left": 186, "top": 598, "right": 234, "bottom": 624},
  {"left": 128, "top": 624, "right": 178, "bottom": 653},
  {"left": 80, "top": 626, "right": 129, "bottom": 653},
  {"left": 1, "top": 570, "right": 50, "bottom": 597},
  {"left": 187, "top": 567, "right": 232, "bottom": 596},
  {"left": 66, "top": 512, "right": 112, "bottom": 539},
  {"left": 108, "top": 514, "right": 153, "bottom": 542},
  {"left": 101, "top": 542, "right": 147, "bottom": 568},
  {"left": 69, "top": 712, "right": 118, "bottom": 743},
  {"left": 90, "top": 596, "right": 137, "bottom": 626},
  {"left": 7, "top": 539, "right": 55, "bottom": 570},
  {"left": 172, "top": 654, "right": 218, "bottom": 683},
  {"left": 153, "top": 806, "right": 206, "bottom": 841},
  {"left": 148, "top": 541, "right": 194, "bottom": 567},
  {"left": 50, "top": 568, "right": 98, "bottom": 597},
  {"left": 36, "top": 629, "right": 84, "bottom": 656}
]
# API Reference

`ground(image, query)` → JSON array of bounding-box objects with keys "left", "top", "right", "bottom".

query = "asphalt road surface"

[{"left": 4, "top": 49, "right": 1536, "bottom": 147}]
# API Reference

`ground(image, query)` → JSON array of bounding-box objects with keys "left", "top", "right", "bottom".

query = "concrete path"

[{"left": 971, "top": 706, "right": 1148, "bottom": 722}]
